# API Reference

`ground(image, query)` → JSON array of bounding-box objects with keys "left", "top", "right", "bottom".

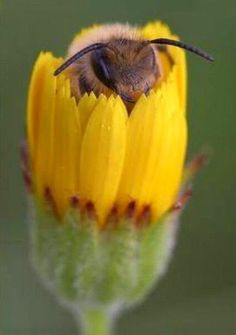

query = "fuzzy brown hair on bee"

[{"left": 54, "top": 24, "right": 213, "bottom": 110}]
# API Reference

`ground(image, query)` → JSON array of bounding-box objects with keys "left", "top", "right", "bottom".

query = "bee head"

[
  {"left": 92, "top": 39, "right": 159, "bottom": 103},
  {"left": 54, "top": 36, "right": 213, "bottom": 105}
]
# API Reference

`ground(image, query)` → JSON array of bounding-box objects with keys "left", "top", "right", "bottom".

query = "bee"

[{"left": 54, "top": 24, "right": 213, "bottom": 110}]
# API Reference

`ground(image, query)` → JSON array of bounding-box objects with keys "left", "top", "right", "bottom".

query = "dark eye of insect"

[{"left": 92, "top": 49, "right": 113, "bottom": 89}]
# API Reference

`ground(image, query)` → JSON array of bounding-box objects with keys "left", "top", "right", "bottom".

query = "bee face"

[{"left": 92, "top": 39, "right": 161, "bottom": 103}]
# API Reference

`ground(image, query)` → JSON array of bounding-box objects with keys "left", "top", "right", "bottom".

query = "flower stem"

[{"left": 78, "top": 308, "right": 113, "bottom": 335}]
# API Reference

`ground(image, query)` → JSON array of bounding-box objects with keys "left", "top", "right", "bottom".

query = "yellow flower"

[{"left": 26, "top": 21, "right": 187, "bottom": 226}]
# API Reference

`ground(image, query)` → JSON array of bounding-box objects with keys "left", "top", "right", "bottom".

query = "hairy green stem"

[{"left": 77, "top": 308, "right": 113, "bottom": 335}]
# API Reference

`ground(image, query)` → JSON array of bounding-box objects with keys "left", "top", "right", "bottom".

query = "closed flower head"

[{"left": 26, "top": 22, "right": 190, "bottom": 226}]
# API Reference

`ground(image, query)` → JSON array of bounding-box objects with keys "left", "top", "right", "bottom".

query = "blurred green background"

[{"left": 0, "top": 0, "right": 235, "bottom": 334}]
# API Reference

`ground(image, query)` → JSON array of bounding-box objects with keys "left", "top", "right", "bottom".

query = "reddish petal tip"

[
  {"left": 137, "top": 205, "right": 151, "bottom": 226},
  {"left": 172, "top": 188, "right": 193, "bottom": 212},
  {"left": 125, "top": 201, "right": 136, "bottom": 219},
  {"left": 44, "top": 187, "right": 57, "bottom": 214},
  {"left": 187, "top": 152, "right": 208, "bottom": 174},
  {"left": 20, "top": 140, "right": 29, "bottom": 168},
  {"left": 21, "top": 167, "right": 32, "bottom": 192},
  {"left": 106, "top": 205, "right": 119, "bottom": 228},
  {"left": 85, "top": 201, "right": 97, "bottom": 220},
  {"left": 70, "top": 195, "right": 80, "bottom": 208}
]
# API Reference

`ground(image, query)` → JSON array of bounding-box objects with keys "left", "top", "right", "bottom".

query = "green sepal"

[{"left": 30, "top": 198, "right": 178, "bottom": 311}]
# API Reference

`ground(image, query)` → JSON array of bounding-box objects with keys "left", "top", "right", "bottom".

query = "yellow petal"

[
  {"left": 117, "top": 74, "right": 187, "bottom": 220},
  {"left": 165, "top": 43, "right": 187, "bottom": 113},
  {"left": 30, "top": 53, "right": 61, "bottom": 196},
  {"left": 141, "top": 21, "right": 172, "bottom": 40},
  {"left": 150, "top": 110, "right": 187, "bottom": 219},
  {"left": 79, "top": 95, "right": 127, "bottom": 225},
  {"left": 158, "top": 52, "right": 172, "bottom": 82},
  {"left": 161, "top": 67, "right": 179, "bottom": 114},
  {"left": 28, "top": 52, "right": 82, "bottom": 216},
  {"left": 51, "top": 78, "right": 82, "bottom": 217},
  {"left": 175, "top": 49, "right": 187, "bottom": 112},
  {"left": 77, "top": 92, "right": 98, "bottom": 134},
  {"left": 27, "top": 52, "right": 62, "bottom": 168},
  {"left": 116, "top": 89, "right": 170, "bottom": 213}
]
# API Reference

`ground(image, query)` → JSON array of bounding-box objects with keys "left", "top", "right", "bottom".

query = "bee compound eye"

[{"left": 93, "top": 49, "right": 112, "bottom": 86}]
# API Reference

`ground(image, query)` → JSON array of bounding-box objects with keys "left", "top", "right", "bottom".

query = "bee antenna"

[
  {"left": 150, "top": 38, "right": 214, "bottom": 62},
  {"left": 54, "top": 43, "right": 107, "bottom": 76}
]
